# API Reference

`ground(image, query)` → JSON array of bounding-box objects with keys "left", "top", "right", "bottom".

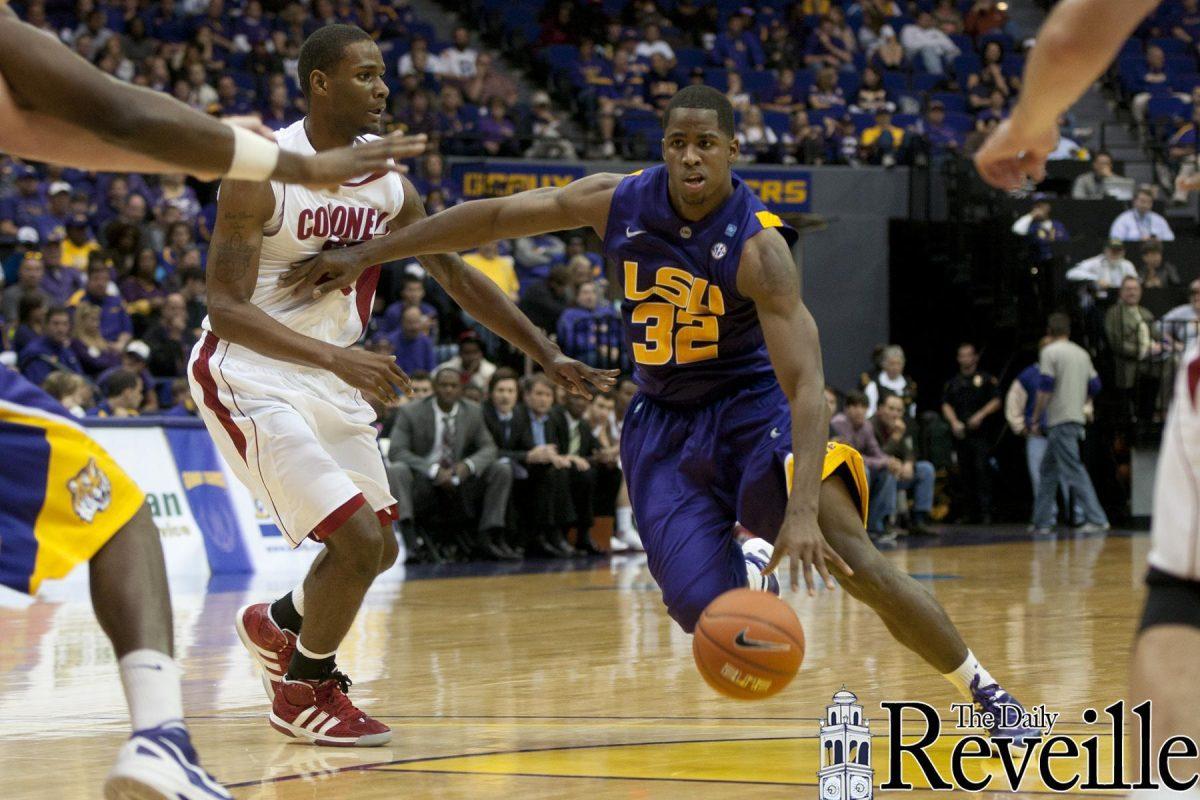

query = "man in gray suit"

[{"left": 387, "top": 366, "right": 514, "bottom": 561}]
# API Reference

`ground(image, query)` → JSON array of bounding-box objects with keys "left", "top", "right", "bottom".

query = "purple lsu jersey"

[{"left": 602, "top": 165, "right": 798, "bottom": 404}]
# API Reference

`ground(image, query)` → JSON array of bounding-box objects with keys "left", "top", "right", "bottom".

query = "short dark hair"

[
  {"left": 46, "top": 305, "right": 71, "bottom": 323},
  {"left": 845, "top": 390, "right": 869, "bottom": 408},
  {"left": 104, "top": 368, "right": 140, "bottom": 399},
  {"left": 1047, "top": 312, "right": 1071, "bottom": 337},
  {"left": 522, "top": 373, "right": 556, "bottom": 395},
  {"left": 488, "top": 366, "right": 520, "bottom": 394},
  {"left": 662, "top": 85, "right": 735, "bottom": 138},
  {"left": 297, "top": 24, "right": 373, "bottom": 99}
]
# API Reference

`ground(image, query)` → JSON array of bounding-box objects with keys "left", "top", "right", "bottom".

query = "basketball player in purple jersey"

[
  {"left": 977, "top": 1, "right": 1199, "bottom": 794},
  {"left": 285, "top": 85, "right": 1040, "bottom": 745}
]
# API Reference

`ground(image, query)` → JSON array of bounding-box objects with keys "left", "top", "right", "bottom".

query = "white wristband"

[{"left": 224, "top": 122, "right": 280, "bottom": 181}]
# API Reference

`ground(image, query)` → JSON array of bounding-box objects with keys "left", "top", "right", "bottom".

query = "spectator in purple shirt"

[
  {"left": 383, "top": 275, "right": 440, "bottom": 337},
  {"left": 20, "top": 306, "right": 84, "bottom": 388},
  {"left": 39, "top": 234, "right": 83, "bottom": 305},
  {"left": 478, "top": 97, "right": 517, "bottom": 156},
  {"left": 34, "top": 182, "right": 72, "bottom": 242},
  {"left": 69, "top": 301, "right": 123, "bottom": 379},
  {"left": 711, "top": 10, "right": 764, "bottom": 71},
  {"left": 0, "top": 166, "right": 47, "bottom": 236},
  {"left": 390, "top": 305, "right": 438, "bottom": 374},
  {"left": 69, "top": 260, "right": 133, "bottom": 348},
  {"left": 830, "top": 390, "right": 896, "bottom": 539},
  {"left": 915, "top": 100, "right": 961, "bottom": 156}
]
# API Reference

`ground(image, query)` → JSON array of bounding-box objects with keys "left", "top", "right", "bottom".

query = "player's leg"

[
  {"left": 815, "top": 465, "right": 1039, "bottom": 745},
  {"left": 93, "top": 506, "right": 231, "bottom": 800},
  {"left": 0, "top": 388, "right": 228, "bottom": 799},
  {"left": 267, "top": 502, "right": 393, "bottom": 746},
  {"left": 1127, "top": 574, "right": 1200, "bottom": 796}
]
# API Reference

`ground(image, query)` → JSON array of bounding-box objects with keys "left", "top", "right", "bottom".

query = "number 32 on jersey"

[{"left": 623, "top": 261, "right": 724, "bottom": 366}]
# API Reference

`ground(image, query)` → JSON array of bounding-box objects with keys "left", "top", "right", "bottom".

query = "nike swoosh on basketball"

[
  {"left": 626, "top": 227, "right": 646, "bottom": 238},
  {"left": 734, "top": 628, "right": 791, "bottom": 651}
]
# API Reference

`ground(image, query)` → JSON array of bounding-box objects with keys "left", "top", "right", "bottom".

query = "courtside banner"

[
  {"left": 449, "top": 162, "right": 811, "bottom": 212},
  {"left": 451, "top": 160, "right": 586, "bottom": 199},
  {"left": 87, "top": 423, "right": 211, "bottom": 576},
  {"left": 737, "top": 168, "right": 812, "bottom": 213}
]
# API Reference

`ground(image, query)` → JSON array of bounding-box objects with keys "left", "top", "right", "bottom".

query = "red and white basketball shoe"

[
  {"left": 235, "top": 603, "right": 296, "bottom": 700},
  {"left": 269, "top": 672, "right": 392, "bottom": 747}
]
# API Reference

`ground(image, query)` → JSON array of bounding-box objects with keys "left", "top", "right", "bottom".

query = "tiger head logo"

[{"left": 68, "top": 458, "right": 113, "bottom": 523}]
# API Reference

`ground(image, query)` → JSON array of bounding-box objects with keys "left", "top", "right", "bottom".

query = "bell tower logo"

[{"left": 818, "top": 688, "right": 873, "bottom": 799}]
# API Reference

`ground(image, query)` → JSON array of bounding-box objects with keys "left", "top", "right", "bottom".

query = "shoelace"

[
  {"left": 970, "top": 674, "right": 1010, "bottom": 717},
  {"left": 317, "top": 670, "right": 361, "bottom": 721}
]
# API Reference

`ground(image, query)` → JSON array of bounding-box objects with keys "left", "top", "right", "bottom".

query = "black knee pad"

[{"left": 1139, "top": 567, "right": 1200, "bottom": 633}]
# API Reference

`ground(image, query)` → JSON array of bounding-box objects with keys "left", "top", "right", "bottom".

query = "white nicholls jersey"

[
  {"left": 1150, "top": 341, "right": 1200, "bottom": 580},
  {"left": 204, "top": 118, "right": 405, "bottom": 361}
]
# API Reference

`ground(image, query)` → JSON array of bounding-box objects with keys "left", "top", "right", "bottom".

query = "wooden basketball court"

[{"left": 0, "top": 529, "right": 1150, "bottom": 798}]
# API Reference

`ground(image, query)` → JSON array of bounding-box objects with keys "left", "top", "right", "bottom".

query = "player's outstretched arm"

[
  {"left": 205, "top": 180, "right": 410, "bottom": 406},
  {"left": 0, "top": 15, "right": 425, "bottom": 186},
  {"left": 974, "top": 0, "right": 1160, "bottom": 190},
  {"left": 279, "top": 172, "right": 624, "bottom": 299},
  {"left": 738, "top": 229, "right": 852, "bottom": 594},
  {"left": 400, "top": 178, "right": 616, "bottom": 397}
]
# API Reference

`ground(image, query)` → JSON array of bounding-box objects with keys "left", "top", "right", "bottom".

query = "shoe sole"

[
  {"left": 268, "top": 712, "right": 392, "bottom": 747},
  {"left": 234, "top": 604, "right": 284, "bottom": 702},
  {"left": 105, "top": 769, "right": 229, "bottom": 800}
]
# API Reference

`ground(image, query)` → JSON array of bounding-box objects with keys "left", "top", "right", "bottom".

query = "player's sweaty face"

[
  {"left": 329, "top": 40, "right": 389, "bottom": 134},
  {"left": 662, "top": 108, "right": 736, "bottom": 207}
]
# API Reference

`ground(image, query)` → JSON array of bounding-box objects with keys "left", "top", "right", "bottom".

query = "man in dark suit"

[
  {"left": 480, "top": 367, "right": 533, "bottom": 558},
  {"left": 386, "top": 366, "right": 513, "bottom": 561},
  {"left": 560, "top": 391, "right": 602, "bottom": 554}
]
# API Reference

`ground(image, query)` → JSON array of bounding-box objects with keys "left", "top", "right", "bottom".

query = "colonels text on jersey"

[{"left": 203, "top": 118, "right": 405, "bottom": 355}]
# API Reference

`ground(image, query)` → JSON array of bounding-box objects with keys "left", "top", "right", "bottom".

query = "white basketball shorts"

[{"left": 188, "top": 331, "right": 396, "bottom": 547}]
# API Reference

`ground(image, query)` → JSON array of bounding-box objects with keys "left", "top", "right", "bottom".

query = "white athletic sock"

[
  {"left": 943, "top": 650, "right": 999, "bottom": 700},
  {"left": 616, "top": 507, "right": 633, "bottom": 534},
  {"left": 291, "top": 582, "right": 306, "bottom": 616},
  {"left": 295, "top": 639, "right": 336, "bottom": 660},
  {"left": 119, "top": 649, "right": 184, "bottom": 731}
]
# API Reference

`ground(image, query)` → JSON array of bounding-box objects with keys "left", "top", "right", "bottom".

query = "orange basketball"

[{"left": 692, "top": 588, "right": 805, "bottom": 700}]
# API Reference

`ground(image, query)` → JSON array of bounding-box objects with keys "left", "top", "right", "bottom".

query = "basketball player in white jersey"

[
  {"left": 0, "top": 3, "right": 421, "bottom": 798},
  {"left": 0, "top": 1, "right": 424, "bottom": 187},
  {"left": 191, "top": 24, "right": 613, "bottom": 746},
  {"left": 976, "top": 2, "right": 1198, "bottom": 795}
]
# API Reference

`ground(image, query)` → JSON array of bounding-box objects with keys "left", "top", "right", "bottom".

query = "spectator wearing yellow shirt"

[
  {"left": 463, "top": 241, "right": 519, "bottom": 300},
  {"left": 861, "top": 109, "right": 906, "bottom": 166},
  {"left": 60, "top": 214, "right": 100, "bottom": 272}
]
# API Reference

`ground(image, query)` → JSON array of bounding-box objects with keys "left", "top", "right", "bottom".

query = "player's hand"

[
  {"left": 272, "top": 131, "right": 427, "bottom": 189},
  {"left": 223, "top": 115, "right": 277, "bottom": 139},
  {"left": 539, "top": 350, "right": 619, "bottom": 398},
  {"left": 764, "top": 515, "right": 853, "bottom": 596},
  {"left": 280, "top": 243, "right": 369, "bottom": 299},
  {"left": 329, "top": 346, "right": 412, "bottom": 407},
  {"left": 973, "top": 117, "right": 1059, "bottom": 192}
]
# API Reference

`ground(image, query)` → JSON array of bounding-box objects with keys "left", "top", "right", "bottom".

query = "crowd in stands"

[{"left": 514, "top": 0, "right": 1046, "bottom": 163}]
